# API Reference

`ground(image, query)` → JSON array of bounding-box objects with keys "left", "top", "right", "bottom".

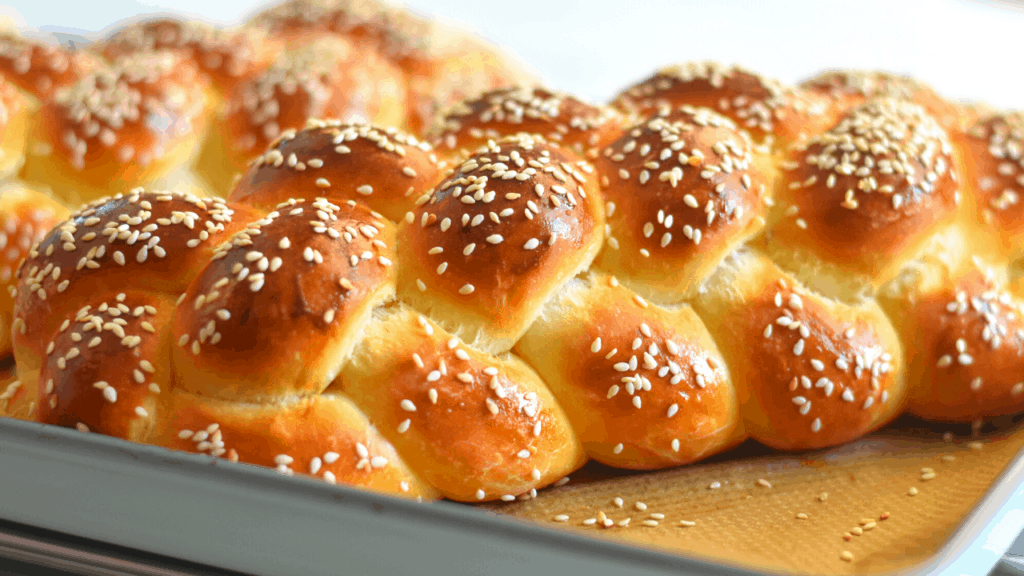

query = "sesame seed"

[
  {"left": 553, "top": 515, "right": 569, "bottom": 522},
  {"left": 400, "top": 399, "right": 417, "bottom": 412},
  {"left": 679, "top": 520, "right": 696, "bottom": 527},
  {"left": 459, "top": 284, "right": 475, "bottom": 295},
  {"left": 908, "top": 487, "right": 918, "bottom": 496}
]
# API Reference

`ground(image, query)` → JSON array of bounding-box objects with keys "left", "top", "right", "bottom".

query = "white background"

[{"left": 2, "top": 0, "right": 1024, "bottom": 109}]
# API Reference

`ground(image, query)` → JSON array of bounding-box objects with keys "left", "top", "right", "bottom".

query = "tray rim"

[{"left": 0, "top": 415, "right": 1021, "bottom": 576}]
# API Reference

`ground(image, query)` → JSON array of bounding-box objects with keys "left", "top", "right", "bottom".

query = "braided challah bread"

[
  {"left": 4, "top": 48, "right": 1024, "bottom": 503},
  {"left": 0, "top": 0, "right": 535, "bottom": 207}
]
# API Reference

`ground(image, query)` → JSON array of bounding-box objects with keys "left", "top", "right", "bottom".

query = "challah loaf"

[{"left": 3, "top": 23, "right": 1022, "bottom": 503}]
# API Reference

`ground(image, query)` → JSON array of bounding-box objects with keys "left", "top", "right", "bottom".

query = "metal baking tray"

[{"left": 0, "top": 415, "right": 1023, "bottom": 576}]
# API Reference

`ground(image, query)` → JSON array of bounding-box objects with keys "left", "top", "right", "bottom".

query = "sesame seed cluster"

[
  {"left": 0, "top": 0, "right": 535, "bottom": 206},
  {"left": 99, "top": 19, "right": 260, "bottom": 89},
  {"left": 429, "top": 86, "right": 625, "bottom": 158},
  {"left": 0, "top": 186, "right": 68, "bottom": 358},
  {"left": 49, "top": 52, "right": 205, "bottom": 171},
  {"left": 611, "top": 61, "right": 835, "bottom": 148},
  {"left": 0, "top": 17, "right": 1022, "bottom": 506},
  {"left": 0, "top": 32, "right": 94, "bottom": 99}
]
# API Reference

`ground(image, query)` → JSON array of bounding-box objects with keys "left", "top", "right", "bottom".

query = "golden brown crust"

[
  {"left": 592, "top": 107, "right": 767, "bottom": 303},
  {"left": 401, "top": 39, "right": 536, "bottom": 136},
  {"left": 149, "top": 390, "right": 438, "bottom": 499},
  {"left": 763, "top": 98, "right": 960, "bottom": 298},
  {"left": 21, "top": 52, "right": 210, "bottom": 204},
  {"left": 958, "top": 111, "right": 1024, "bottom": 260},
  {"left": 429, "top": 86, "right": 626, "bottom": 160},
  {"left": 0, "top": 77, "right": 27, "bottom": 177},
  {"left": 611, "top": 61, "right": 835, "bottom": 148},
  {"left": 229, "top": 119, "right": 444, "bottom": 223},
  {"left": 0, "top": 32, "right": 95, "bottom": 100},
  {"left": 171, "top": 198, "right": 395, "bottom": 401},
  {"left": 209, "top": 36, "right": 407, "bottom": 178},
  {"left": 516, "top": 273, "right": 742, "bottom": 468},
  {"left": 246, "top": 0, "right": 400, "bottom": 45},
  {"left": 879, "top": 248, "right": 1024, "bottom": 421},
  {"left": 36, "top": 291, "right": 174, "bottom": 442},
  {"left": 1, "top": 185, "right": 67, "bottom": 357},
  {"left": 693, "top": 250, "right": 906, "bottom": 450},
  {"left": 335, "top": 304, "right": 584, "bottom": 501},
  {"left": 800, "top": 70, "right": 962, "bottom": 132},
  {"left": 396, "top": 134, "right": 604, "bottom": 353},
  {"left": 245, "top": 0, "right": 537, "bottom": 136},
  {"left": 11, "top": 189, "right": 259, "bottom": 376},
  {"left": 96, "top": 18, "right": 264, "bottom": 93}
]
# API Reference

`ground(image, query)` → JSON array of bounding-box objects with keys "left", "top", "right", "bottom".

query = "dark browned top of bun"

[
  {"left": 230, "top": 119, "right": 444, "bottom": 223},
  {"left": 430, "top": 86, "right": 625, "bottom": 159},
  {"left": 612, "top": 61, "right": 834, "bottom": 147}
]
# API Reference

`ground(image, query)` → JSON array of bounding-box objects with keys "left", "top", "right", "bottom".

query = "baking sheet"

[
  {"left": 1, "top": 369, "right": 1024, "bottom": 576},
  {"left": 480, "top": 416, "right": 1024, "bottom": 575}
]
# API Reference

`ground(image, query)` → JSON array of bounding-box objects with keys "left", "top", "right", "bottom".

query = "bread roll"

[
  {"left": 149, "top": 390, "right": 438, "bottom": 499},
  {"left": 335, "top": 303, "right": 583, "bottom": 500},
  {"left": 693, "top": 249, "right": 906, "bottom": 450},
  {"left": 759, "top": 98, "right": 961, "bottom": 302},
  {"left": 592, "top": 106, "right": 768, "bottom": 303},
  {"left": 800, "top": 70, "right": 964, "bottom": 133},
  {"left": 95, "top": 17, "right": 265, "bottom": 96},
  {"left": 195, "top": 35, "right": 408, "bottom": 193},
  {"left": 229, "top": 119, "right": 445, "bottom": 223},
  {"left": 396, "top": 133, "right": 604, "bottom": 354},
  {"left": 0, "top": 31, "right": 96, "bottom": 101},
  {"left": 18, "top": 53, "right": 212, "bottom": 205},
  {"left": 516, "top": 272, "right": 743, "bottom": 468},
  {"left": 611, "top": 61, "right": 835, "bottom": 150},
  {"left": 428, "top": 86, "right": 626, "bottom": 160}
]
